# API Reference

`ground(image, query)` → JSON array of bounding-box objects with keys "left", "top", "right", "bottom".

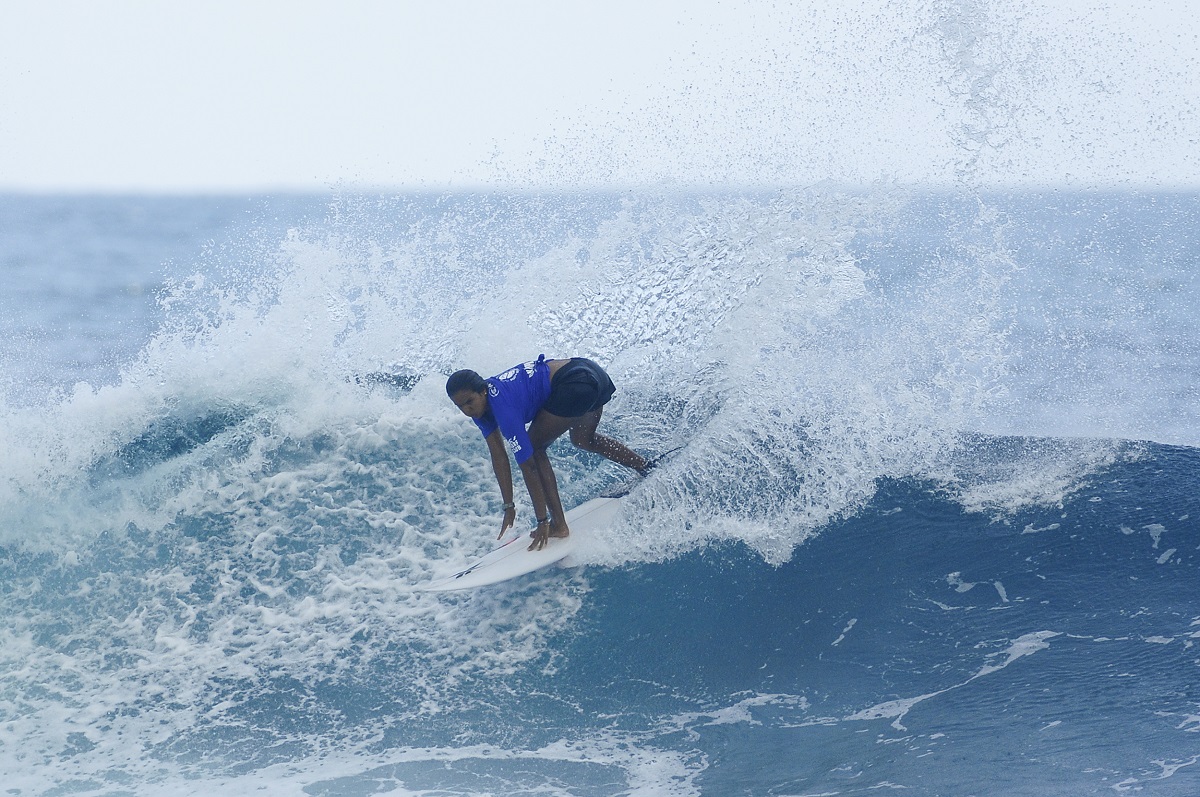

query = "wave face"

[{"left": 2, "top": 190, "right": 1200, "bottom": 795}]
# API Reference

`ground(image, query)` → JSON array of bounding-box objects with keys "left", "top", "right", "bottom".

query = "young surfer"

[{"left": 446, "top": 355, "right": 649, "bottom": 551}]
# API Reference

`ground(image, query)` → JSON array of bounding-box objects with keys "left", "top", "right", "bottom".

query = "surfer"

[{"left": 446, "top": 355, "right": 649, "bottom": 551}]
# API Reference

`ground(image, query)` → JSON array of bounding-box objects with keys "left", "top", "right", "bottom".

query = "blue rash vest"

[{"left": 473, "top": 355, "right": 552, "bottom": 464}]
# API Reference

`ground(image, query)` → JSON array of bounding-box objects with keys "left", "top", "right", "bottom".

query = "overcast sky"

[{"left": 1, "top": 0, "right": 1196, "bottom": 192}]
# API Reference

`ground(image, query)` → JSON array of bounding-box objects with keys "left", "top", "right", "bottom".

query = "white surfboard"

[{"left": 417, "top": 495, "right": 625, "bottom": 592}]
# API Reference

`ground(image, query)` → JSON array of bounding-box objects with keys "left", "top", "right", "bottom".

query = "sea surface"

[{"left": 1, "top": 189, "right": 1198, "bottom": 795}]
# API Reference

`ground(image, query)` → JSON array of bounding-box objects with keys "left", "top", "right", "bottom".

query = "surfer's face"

[{"left": 450, "top": 388, "right": 488, "bottom": 420}]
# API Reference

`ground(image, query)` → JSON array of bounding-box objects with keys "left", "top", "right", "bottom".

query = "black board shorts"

[{"left": 542, "top": 358, "right": 616, "bottom": 418}]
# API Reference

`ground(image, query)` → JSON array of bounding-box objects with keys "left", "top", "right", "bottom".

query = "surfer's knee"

[
  {"left": 568, "top": 410, "right": 603, "bottom": 451},
  {"left": 570, "top": 428, "right": 599, "bottom": 451}
]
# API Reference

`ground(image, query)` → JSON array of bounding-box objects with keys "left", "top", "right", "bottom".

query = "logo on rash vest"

[
  {"left": 496, "top": 361, "right": 537, "bottom": 382},
  {"left": 506, "top": 435, "right": 522, "bottom": 456}
]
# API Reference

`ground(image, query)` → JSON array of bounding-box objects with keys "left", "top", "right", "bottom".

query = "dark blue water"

[{"left": 2, "top": 191, "right": 1199, "bottom": 795}]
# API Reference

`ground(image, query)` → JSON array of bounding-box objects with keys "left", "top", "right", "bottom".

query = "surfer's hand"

[
  {"left": 528, "top": 520, "right": 550, "bottom": 551},
  {"left": 499, "top": 506, "right": 516, "bottom": 539}
]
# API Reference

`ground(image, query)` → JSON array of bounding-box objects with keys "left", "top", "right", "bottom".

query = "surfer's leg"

[
  {"left": 527, "top": 447, "right": 569, "bottom": 538},
  {"left": 527, "top": 410, "right": 576, "bottom": 538},
  {"left": 528, "top": 410, "right": 574, "bottom": 450},
  {"left": 528, "top": 402, "right": 647, "bottom": 480},
  {"left": 568, "top": 408, "right": 648, "bottom": 472}
]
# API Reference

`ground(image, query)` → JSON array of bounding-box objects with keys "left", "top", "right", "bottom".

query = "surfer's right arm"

[{"left": 484, "top": 429, "right": 517, "bottom": 538}]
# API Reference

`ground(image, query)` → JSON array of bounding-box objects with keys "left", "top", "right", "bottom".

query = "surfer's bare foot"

[
  {"left": 637, "top": 447, "right": 680, "bottom": 477},
  {"left": 528, "top": 520, "right": 569, "bottom": 551}
]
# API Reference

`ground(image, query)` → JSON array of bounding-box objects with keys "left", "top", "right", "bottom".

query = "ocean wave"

[{"left": 3, "top": 190, "right": 1199, "bottom": 794}]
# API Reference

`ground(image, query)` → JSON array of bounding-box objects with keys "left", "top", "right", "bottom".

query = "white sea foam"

[
  {"left": 3, "top": 731, "right": 705, "bottom": 797},
  {"left": 846, "top": 630, "right": 1060, "bottom": 730},
  {"left": 0, "top": 189, "right": 1136, "bottom": 568}
]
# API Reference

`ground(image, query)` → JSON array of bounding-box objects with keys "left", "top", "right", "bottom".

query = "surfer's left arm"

[{"left": 484, "top": 429, "right": 517, "bottom": 537}]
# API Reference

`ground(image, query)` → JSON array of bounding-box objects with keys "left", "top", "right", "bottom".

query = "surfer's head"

[{"left": 446, "top": 369, "right": 489, "bottom": 419}]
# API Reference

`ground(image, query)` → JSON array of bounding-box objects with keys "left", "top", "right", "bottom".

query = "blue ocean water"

[{"left": 1, "top": 189, "right": 1198, "bottom": 796}]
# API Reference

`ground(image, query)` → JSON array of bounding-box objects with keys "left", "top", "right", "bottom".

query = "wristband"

[
  {"left": 536, "top": 516, "right": 550, "bottom": 525},
  {"left": 502, "top": 502, "right": 516, "bottom": 511}
]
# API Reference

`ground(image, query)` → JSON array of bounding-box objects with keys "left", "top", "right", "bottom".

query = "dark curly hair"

[{"left": 445, "top": 369, "right": 488, "bottom": 396}]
